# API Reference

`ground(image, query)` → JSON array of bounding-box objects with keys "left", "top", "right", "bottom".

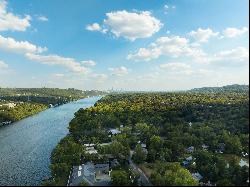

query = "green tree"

[
  {"left": 111, "top": 170, "right": 130, "bottom": 186},
  {"left": 151, "top": 162, "right": 198, "bottom": 186},
  {"left": 133, "top": 144, "right": 146, "bottom": 164}
]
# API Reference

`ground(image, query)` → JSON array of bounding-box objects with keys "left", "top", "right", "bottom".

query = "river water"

[{"left": 0, "top": 96, "right": 101, "bottom": 186}]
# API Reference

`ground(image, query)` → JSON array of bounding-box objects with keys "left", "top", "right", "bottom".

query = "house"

[
  {"left": 186, "top": 156, "right": 193, "bottom": 162},
  {"left": 202, "top": 144, "right": 209, "bottom": 150},
  {"left": 1, "top": 103, "right": 16, "bottom": 108},
  {"left": 182, "top": 156, "right": 194, "bottom": 167},
  {"left": 108, "top": 129, "right": 121, "bottom": 136},
  {"left": 99, "top": 142, "right": 112, "bottom": 147},
  {"left": 84, "top": 144, "right": 98, "bottom": 154},
  {"left": 69, "top": 162, "right": 111, "bottom": 186},
  {"left": 186, "top": 146, "right": 195, "bottom": 153},
  {"left": 182, "top": 160, "right": 189, "bottom": 167},
  {"left": 84, "top": 143, "right": 95, "bottom": 147},
  {"left": 86, "top": 147, "right": 98, "bottom": 154},
  {"left": 192, "top": 172, "right": 203, "bottom": 181},
  {"left": 188, "top": 122, "right": 192, "bottom": 127},
  {"left": 239, "top": 159, "right": 249, "bottom": 167}
]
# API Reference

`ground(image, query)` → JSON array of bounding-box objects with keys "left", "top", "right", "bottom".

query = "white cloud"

[
  {"left": 213, "top": 47, "right": 249, "bottom": 62},
  {"left": 87, "top": 10, "right": 162, "bottom": 41},
  {"left": 0, "top": 0, "right": 31, "bottom": 31},
  {"left": 81, "top": 60, "right": 96, "bottom": 66},
  {"left": 86, "top": 23, "right": 102, "bottom": 31},
  {"left": 160, "top": 62, "right": 191, "bottom": 70},
  {"left": 25, "top": 53, "right": 89, "bottom": 74},
  {"left": 0, "top": 34, "right": 93, "bottom": 74},
  {"left": 37, "top": 16, "right": 48, "bottom": 22},
  {"left": 0, "top": 34, "right": 47, "bottom": 54},
  {"left": 128, "top": 35, "right": 207, "bottom": 62},
  {"left": 188, "top": 28, "right": 219, "bottom": 43},
  {"left": 90, "top": 73, "right": 108, "bottom": 83},
  {"left": 109, "top": 66, "right": 129, "bottom": 76},
  {"left": 0, "top": 60, "right": 8, "bottom": 69},
  {"left": 222, "top": 27, "right": 248, "bottom": 38},
  {"left": 127, "top": 47, "right": 161, "bottom": 61}
]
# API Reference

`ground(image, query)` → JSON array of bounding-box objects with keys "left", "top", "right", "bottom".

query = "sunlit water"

[{"left": 0, "top": 96, "right": 101, "bottom": 186}]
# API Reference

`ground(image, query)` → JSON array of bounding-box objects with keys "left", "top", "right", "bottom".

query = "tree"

[
  {"left": 111, "top": 170, "right": 130, "bottom": 186},
  {"left": 150, "top": 162, "right": 198, "bottom": 186},
  {"left": 149, "top": 135, "right": 163, "bottom": 151},
  {"left": 133, "top": 144, "right": 146, "bottom": 164}
]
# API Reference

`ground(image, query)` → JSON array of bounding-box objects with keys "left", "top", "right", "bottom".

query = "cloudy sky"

[{"left": 0, "top": 0, "right": 249, "bottom": 91}]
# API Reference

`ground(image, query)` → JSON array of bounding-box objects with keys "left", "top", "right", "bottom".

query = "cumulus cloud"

[
  {"left": 25, "top": 53, "right": 89, "bottom": 74},
  {"left": 81, "top": 60, "right": 96, "bottom": 66},
  {"left": 0, "top": 34, "right": 94, "bottom": 74},
  {"left": 0, "top": 34, "right": 47, "bottom": 54},
  {"left": 37, "top": 16, "right": 48, "bottom": 22},
  {"left": 86, "top": 23, "right": 102, "bottom": 31},
  {"left": 0, "top": 0, "right": 31, "bottom": 31},
  {"left": 222, "top": 27, "right": 248, "bottom": 38},
  {"left": 127, "top": 47, "right": 161, "bottom": 61},
  {"left": 87, "top": 10, "right": 162, "bottom": 41},
  {"left": 213, "top": 47, "right": 249, "bottom": 62},
  {"left": 0, "top": 60, "right": 8, "bottom": 69},
  {"left": 128, "top": 35, "right": 207, "bottom": 62},
  {"left": 188, "top": 28, "right": 219, "bottom": 43},
  {"left": 109, "top": 66, "right": 129, "bottom": 76}
]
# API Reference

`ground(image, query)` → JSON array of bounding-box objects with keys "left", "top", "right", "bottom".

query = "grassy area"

[{"left": 138, "top": 163, "right": 153, "bottom": 178}]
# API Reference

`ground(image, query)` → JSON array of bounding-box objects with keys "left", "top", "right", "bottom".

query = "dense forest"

[
  {"left": 46, "top": 85, "right": 249, "bottom": 186},
  {"left": 0, "top": 88, "right": 105, "bottom": 124},
  {"left": 0, "top": 88, "right": 105, "bottom": 105}
]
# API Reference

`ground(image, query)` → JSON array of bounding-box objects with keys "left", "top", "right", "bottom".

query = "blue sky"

[{"left": 0, "top": 0, "right": 249, "bottom": 91}]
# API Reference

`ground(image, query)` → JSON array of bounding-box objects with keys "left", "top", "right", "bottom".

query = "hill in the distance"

[{"left": 188, "top": 84, "right": 249, "bottom": 93}]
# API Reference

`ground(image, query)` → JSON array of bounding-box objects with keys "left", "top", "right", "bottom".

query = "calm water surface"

[{"left": 0, "top": 96, "right": 101, "bottom": 186}]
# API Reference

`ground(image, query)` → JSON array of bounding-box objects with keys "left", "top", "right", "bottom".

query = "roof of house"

[
  {"left": 192, "top": 172, "right": 203, "bottom": 181},
  {"left": 95, "top": 163, "right": 110, "bottom": 172},
  {"left": 108, "top": 129, "right": 121, "bottom": 135},
  {"left": 239, "top": 159, "right": 249, "bottom": 167},
  {"left": 84, "top": 143, "right": 95, "bottom": 147},
  {"left": 86, "top": 147, "right": 98, "bottom": 154},
  {"left": 186, "top": 156, "right": 193, "bottom": 161}
]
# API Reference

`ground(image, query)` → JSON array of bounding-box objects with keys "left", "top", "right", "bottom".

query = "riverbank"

[
  {"left": 0, "top": 102, "right": 48, "bottom": 127},
  {"left": 0, "top": 97, "right": 89, "bottom": 127}
]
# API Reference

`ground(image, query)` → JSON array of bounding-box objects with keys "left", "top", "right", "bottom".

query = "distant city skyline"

[{"left": 0, "top": 0, "right": 249, "bottom": 91}]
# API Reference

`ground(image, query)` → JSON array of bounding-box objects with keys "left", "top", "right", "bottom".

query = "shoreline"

[{"left": 0, "top": 97, "right": 87, "bottom": 128}]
